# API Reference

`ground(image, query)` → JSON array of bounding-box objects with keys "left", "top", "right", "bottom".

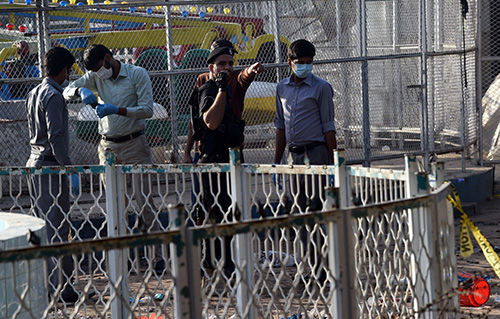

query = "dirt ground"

[{"left": 455, "top": 194, "right": 500, "bottom": 318}]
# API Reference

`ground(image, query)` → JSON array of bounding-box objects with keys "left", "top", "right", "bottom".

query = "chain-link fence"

[
  {"left": 0, "top": 149, "right": 459, "bottom": 318},
  {"left": 0, "top": 0, "right": 477, "bottom": 167},
  {"left": 480, "top": 0, "right": 500, "bottom": 163}
]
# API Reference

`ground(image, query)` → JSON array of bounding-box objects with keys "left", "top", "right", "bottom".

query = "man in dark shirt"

[
  {"left": 26, "top": 47, "right": 81, "bottom": 302},
  {"left": 191, "top": 45, "right": 264, "bottom": 275},
  {"left": 183, "top": 39, "right": 265, "bottom": 164}
]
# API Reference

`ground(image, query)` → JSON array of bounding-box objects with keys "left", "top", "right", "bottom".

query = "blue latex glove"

[
  {"left": 79, "top": 87, "right": 97, "bottom": 106},
  {"left": 271, "top": 163, "right": 282, "bottom": 190},
  {"left": 328, "top": 174, "right": 335, "bottom": 186},
  {"left": 96, "top": 103, "right": 119, "bottom": 118},
  {"left": 327, "top": 164, "right": 335, "bottom": 186},
  {"left": 193, "top": 151, "right": 200, "bottom": 164},
  {"left": 68, "top": 174, "right": 80, "bottom": 195}
]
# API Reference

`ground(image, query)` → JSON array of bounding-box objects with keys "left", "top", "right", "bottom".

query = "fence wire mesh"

[
  {"left": 480, "top": 0, "right": 500, "bottom": 163},
  {"left": 0, "top": 0, "right": 478, "bottom": 167},
  {"left": 0, "top": 150, "right": 463, "bottom": 318}
]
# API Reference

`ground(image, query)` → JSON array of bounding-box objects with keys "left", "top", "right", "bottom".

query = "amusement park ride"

[{"left": 0, "top": 1, "right": 289, "bottom": 145}]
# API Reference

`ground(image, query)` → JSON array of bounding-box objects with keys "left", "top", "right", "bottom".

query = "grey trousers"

[
  {"left": 27, "top": 157, "right": 74, "bottom": 292},
  {"left": 290, "top": 144, "right": 330, "bottom": 282},
  {"left": 290, "top": 144, "right": 330, "bottom": 212}
]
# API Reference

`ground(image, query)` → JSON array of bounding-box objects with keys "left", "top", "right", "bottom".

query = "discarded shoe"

[
  {"left": 53, "top": 287, "right": 96, "bottom": 303},
  {"left": 154, "top": 259, "right": 165, "bottom": 275},
  {"left": 60, "top": 288, "right": 79, "bottom": 303}
]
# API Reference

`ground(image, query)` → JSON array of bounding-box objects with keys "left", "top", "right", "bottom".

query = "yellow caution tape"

[
  {"left": 447, "top": 185, "right": 500, "bottom": 279},
  {"left": 459, "top": 217, "right": 473, "bottom": 257}
]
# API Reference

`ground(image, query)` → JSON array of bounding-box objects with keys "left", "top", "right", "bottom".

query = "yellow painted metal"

[
  {"left": 242, "top": 96, "right": 275, "bottom": 126},
  {"left": 242, "top": 81, "right": 278, "bottom": 126},
  {"left": 0, "top": 5, "right": 244, "bottom": 50},
  {"left": 81, "top": 22, "right": 242, "bottom": 49},
  {"left": 0, "top": 47, "right": 17, "bottom": 74},
  {"left": 234, "top": 34, "right": 290, "bottom": 64}
]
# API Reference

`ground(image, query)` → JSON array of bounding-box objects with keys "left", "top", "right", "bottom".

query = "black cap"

[
  {"left": 207, "top": 46, "right": 237, "bottom": 64},
  {"left": 211, "top": 39, "right": 237, "bottom": 52}
]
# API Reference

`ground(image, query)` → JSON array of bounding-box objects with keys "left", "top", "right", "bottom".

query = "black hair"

[
  {"left": 83, "top": 44, "right": 112, "bottom": 71},
  {"left": 44, "top": 47, "right": 75, "bottom": 77},
  {"left": 287, "top": 39, "right": 316, "bottom": 60}
]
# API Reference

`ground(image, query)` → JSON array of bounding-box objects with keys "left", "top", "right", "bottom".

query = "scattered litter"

[
  {"left": 154, "top": 293, "right": 164, "bottom": 300},
  {"left": 139, "top": 296, "right": 152, "bottom": 303},
  {"left": 390, "top": 276, "right": 408, "bottom": 290},
  {"left": 259, "top": 251, "right": 300, "bottom": 267},
  {"left": 306, "top": 309, "right": 328, "bottom": 318},
  {"left": 130, "top": 296, "right": 153, "bottom": 304},
  {"left": 48, "top": 310, "right": 71, "bottom": 318},
  {"left": 367, "top": 296, "right": 376, "bottom": 306},
  {"left": 367, "top": 295, "right": 413, "bottom": 306},
  {"left": 137, "top": 314, "right": 165, "bottom": 319},
  {"left": 206, "top": 314, "right": 235, "bottom": 319}
]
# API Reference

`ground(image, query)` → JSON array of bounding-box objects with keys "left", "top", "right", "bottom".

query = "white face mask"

[{"left": 96, "top": 60, "right": 113, "bottom": 79}]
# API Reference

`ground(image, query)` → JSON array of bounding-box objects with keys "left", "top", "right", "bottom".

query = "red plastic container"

[{"left": 458, "top": 272, "right": 490, "bottom": 307}]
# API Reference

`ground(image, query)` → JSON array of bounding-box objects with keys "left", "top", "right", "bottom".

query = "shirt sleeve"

[
  {"left": 237, "top": 67, "right": 256, "bottom": 88},
  {"left": 125, "top": 67, "right": 154, "bottom": 119},
  {"left": 318, "top": 82, "right": 336, "bottom": 133},
  {"left": 196, "top": 73, "right": 209, "bottom": 88},
  {"left": 45, "top": 94, "right": 72, "bottom": 165},
  {"left": 199, "top": 81, "right": 217, "bottom": 114},
  {"left": 274, "top": 83, "right": 285, "bottom": 130},
  {"left": 63, "top": 72, "right": 96, "bottom": 101}
]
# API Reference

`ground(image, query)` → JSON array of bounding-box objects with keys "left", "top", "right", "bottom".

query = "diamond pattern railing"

[{"left": 0, "top": 149, "right": 459, "bottom": 318}]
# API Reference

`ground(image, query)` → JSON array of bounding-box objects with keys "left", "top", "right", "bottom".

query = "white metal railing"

[{"left": 0, "top": 149, "right": 459, "bottom": 318}]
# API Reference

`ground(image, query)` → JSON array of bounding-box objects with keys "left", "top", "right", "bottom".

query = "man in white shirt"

[{"left": 64, "top": 44, "right": 164, "bottom": 273}]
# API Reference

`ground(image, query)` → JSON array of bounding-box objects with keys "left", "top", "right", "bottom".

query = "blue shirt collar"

[
  {"left": 45, "top": 78, "right": 63, "bottom": 92},
  {"left": 285, "top": 73, "right": 313, "bottom": 86}
]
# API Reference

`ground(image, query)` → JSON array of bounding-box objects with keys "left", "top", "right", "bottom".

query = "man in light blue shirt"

[
  {"left": 63, "top": 44, "right": 164, "bottom": 273},
  {"left": 274, "top": 39, "right": 337, "bottom": 284},
  {"left": 274, "top": 39, "right": 337, "bottom": 167}
]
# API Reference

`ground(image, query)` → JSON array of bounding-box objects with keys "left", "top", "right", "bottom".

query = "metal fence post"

[
  {"left": 105, "top": 151, "right": 130, "bottom": 318},
  {"left": 420, "top": 0, "right": 430, "bottom": 170},
  {"left": 360, "top": 0, "right": 371, "bottom": 166},
  {"left": 405, "top": 155, "right": 438, "bottom": 318},
  {"left": 229, "top": 148, "right": 256, "bottom": 319},
  {"left": 432, "top": 184, "right": 460, "bottom": 316},
  {"left": 270, "top": 0, "right": 283, "bottom": 81},
  {"left": 328, "top": 149, "right": 356, "bottom": 318},
  {"left": 165, "top": 4, "right": 179, "bottom": 162},
  {"left": 334, "top": 149, "right": 348, "bottom": 202},
  {"left": 37, "top": 0, "right": 50, "bottom": 77},
  {"left": 431, "top": 161, "right": 445, "bottom": 188},
  {"left": 168, "top": 204, "right": 202, "bottom": 319}
]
